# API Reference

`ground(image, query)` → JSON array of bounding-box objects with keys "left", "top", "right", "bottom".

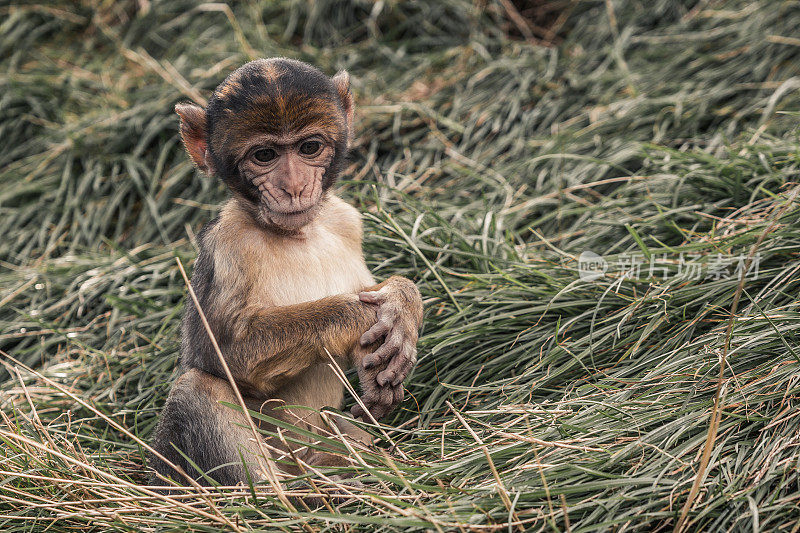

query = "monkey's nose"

[{"left": 280, "top": 181, "right": 306, "bottom": 202}]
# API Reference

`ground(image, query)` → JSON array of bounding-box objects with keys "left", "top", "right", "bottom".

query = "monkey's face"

[
  {"left": 235, "top": 131, "right": 335, "bottom": 230},
  {"left": 175, "top": 58, "right": 354, "bottom": 233}
]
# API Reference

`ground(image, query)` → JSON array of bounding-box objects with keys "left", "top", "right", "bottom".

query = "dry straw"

[{"left": 1, "top": 0, "right": 800, "bottom": 531}]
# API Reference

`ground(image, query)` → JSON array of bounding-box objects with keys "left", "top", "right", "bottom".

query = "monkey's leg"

[
  {"left": 149, "top": 368, "right": 271, "bottom": 486},
  {"left": 293, "top": 409, "right": 371, "bottom": 469},
  {"left": 329, "top": 413, "right": 373, "bottom": 446},
  {"left": 292, "top": 413, "right": 374, "bottom": 509}
]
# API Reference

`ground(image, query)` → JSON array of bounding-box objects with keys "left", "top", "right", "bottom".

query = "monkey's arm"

[
  {"left": 188, "top": 294, "right": 378, "bottom": 397},
  {"left": 184, "top": 289, "right": 405, "bottom": 419},
  {"left": 240, "top": 295, "right": 380, "bottom": 393}
]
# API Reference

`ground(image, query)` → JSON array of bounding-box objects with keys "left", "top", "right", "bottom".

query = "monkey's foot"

[
  {"left": 359, "top": 276, "right": 422, "bottom": 388},
  {"left": 353, "top": 362, "right": 404, "bottom": 421}
]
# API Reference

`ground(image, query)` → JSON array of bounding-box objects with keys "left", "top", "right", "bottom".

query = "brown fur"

[
  {"left": 214, "top": 99, "right": 343, "bottom": 157},
  {"left": 150, "top": 59, "right": 422, "bottom": 487}
]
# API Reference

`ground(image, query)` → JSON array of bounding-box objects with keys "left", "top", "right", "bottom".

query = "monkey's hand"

[{"left": 357, "top": 276, "right": 423, "bottom": 388}]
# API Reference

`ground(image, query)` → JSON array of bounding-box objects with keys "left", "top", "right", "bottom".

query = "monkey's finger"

[
  {"left": 363, "top": 342, "right": 399, "bottom": 369},
  {"left": 362, "top": 331, "right": 403, "bottom": 368},
  {"left": 370, "top": 401, "right": 390, "bottom": 421},
  {"left": 375, "top": 387, "right": 395, "bottom": 418},
  {"left": 351, "top": 396, "right": 376, "bottom": 420},
  {"left": 377, "top": 385, "right": 394, "bottom": 408},
  {"left": 360, "top": 319, "right": 391, "bottom": 347},
  {"left": 397, "top": 355, "right": 417, "bottom": 386},
  {"left": 396, "top": 347, "right": 418, "bottom": 386},
  {"left": 358, "top": 290, "right": 386, "bottom": 304},
  {"left": 386, "top": 355, "right": 416, "bottom": 388},
  {"left": 356, "top": 387, "right": 393, "bottom": 420},
  {"left": 392, "top": 385, "right": 404, "bottom": 405},
  {"left": 377, "top": 344, "right": 416, "bottom": 386},
  {"left": 376, "top": 367, "right": 396, "bottom": 387},
  {"left": 361, "top": 352, "right": 381, "bottom": 369},
  {"left": 351, "top": 404, "right": 366, "bottom": 419}
]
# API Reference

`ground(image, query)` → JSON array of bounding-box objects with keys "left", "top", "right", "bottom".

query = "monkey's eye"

[
  {"left": 252, "top": 148, "right": 277, "bottom": 163},
  {"left": 299, "top": 140, "right": 322, "bottom": 156}
]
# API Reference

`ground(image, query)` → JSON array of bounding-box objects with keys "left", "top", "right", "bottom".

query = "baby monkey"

[{"left": 150, "top": 58, "right": 423, "bottom": 486}]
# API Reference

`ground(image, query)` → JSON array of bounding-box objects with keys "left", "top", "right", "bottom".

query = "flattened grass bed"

[{"left": 1, "top": 1, "right": 799, "bottom": 530}]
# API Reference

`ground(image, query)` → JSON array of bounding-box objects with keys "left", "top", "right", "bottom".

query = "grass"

[{"left": 1, "top": 0, "right": 800, "bottom": 530}]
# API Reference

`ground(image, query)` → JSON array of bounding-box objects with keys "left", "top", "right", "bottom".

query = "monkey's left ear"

[
  {"left": 332, "top": 71, "right": 355, "bottom": 146},
  {"left": 175, "top": 103, "right": 215, "bottom": 176}
]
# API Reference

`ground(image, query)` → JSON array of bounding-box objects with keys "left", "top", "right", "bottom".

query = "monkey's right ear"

[{"left": 175, "top": 103, "right": 215, "bottom": 175}]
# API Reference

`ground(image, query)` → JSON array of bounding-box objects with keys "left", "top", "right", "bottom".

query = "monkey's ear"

[
  {"left": 331, "top": 71, "right": 354, "bottom": 145},
  {"left": 175, "top": 103, "right": 215, "bottom": 175}
]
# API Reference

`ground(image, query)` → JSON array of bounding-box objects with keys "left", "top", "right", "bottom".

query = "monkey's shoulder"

[
  {"left": 319, "top": 195, "right": 363, "bottom": 249},
  {"left": 185, "top": 216, "right": 220, "bottom": 297},
  {"left": 196, "top": 215, "right": 221, "bottom": 246},
  {"left": 201, "top": 203, "right": 271, "bottom": 270}
]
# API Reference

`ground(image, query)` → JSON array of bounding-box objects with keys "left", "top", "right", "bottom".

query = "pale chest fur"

[
  {"left": 209, "top": 196, "right": 374, "bottom": 309},
  {"left": 248, "top": 223, "right": 374, "bottom": 306}
]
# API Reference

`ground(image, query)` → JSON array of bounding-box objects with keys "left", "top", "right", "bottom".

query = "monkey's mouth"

[
  {"left": 258, "top": 202, "right": 317, "bottom": 230},
  {"left": 275, "top": 207, "right": 312, "bottom": 216}
]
